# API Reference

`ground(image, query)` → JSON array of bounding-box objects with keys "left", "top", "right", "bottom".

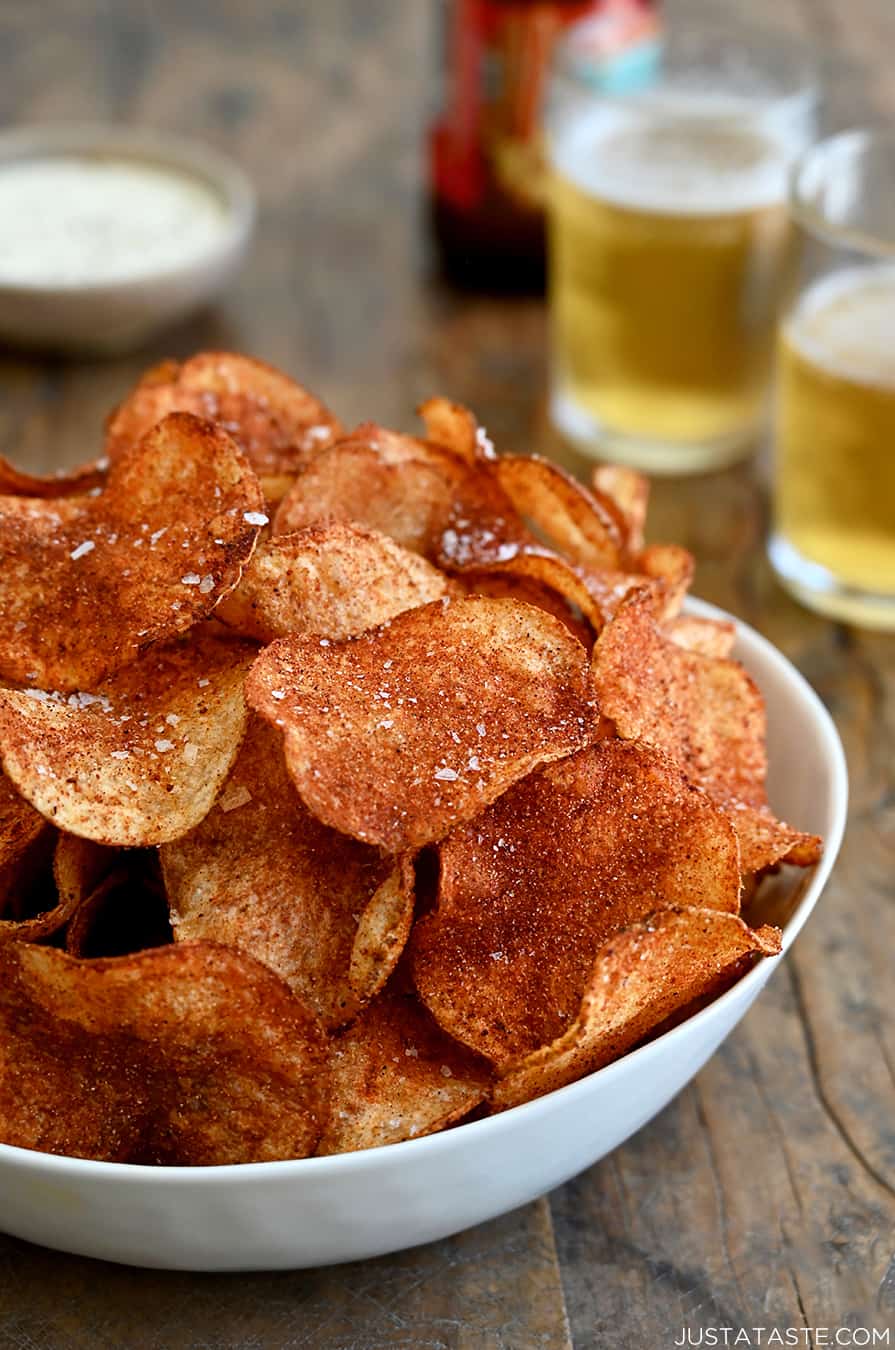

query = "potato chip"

[
  {"left": 273, "top": 426, "right": 468, "bottom": 555},
  {"left": 104, "top": 352, "right": 342, "bottom": 501},
  {"left": 494, "top": 456, "right": 625, "bottom": 570},
  {"left": 247, "top": 596, "right": 596, "bottom": 852},
  {"left": 215, "top": 523, "right": 453, "bottom": 643},
  {"left": 0, "top": 413, "right": 263, "bottom": 691},
  {"left": 0, "top": 635, "right": 254, "bottom": 846},
  {"left": 592, "top": 589, "right": 822, "bottom": 873},
  {"left": 418, "top": 396, "right": 495, "bottom": 465},
  {"left": 435, "top": 466, "right": 538, "bottom": 570},
  {"left": 160, "top": 719, "right": 415, "bottom": 1028},
  {"left": 2, "top": 832, "right": 120, "bottom": 947},
  {"left": 412, "top": 739, "right": 741, "bottom": 1066},
  {"left": 418, "top": 394, "right": 499, "bottom": 469},
  {"left": 0, "top": 456, "right": 107, "bottom": 498},
  {"left": 591, "top": 464, "right": 649, "bottom": 553},
  {"left": 667, "top": 614, "right": 737, "bottom": 660},
  {"left": 637, "top": 544, "right": 695, "bottom": 620},
  {"left": 0, "top": 775, "right": 58, "bottom": 939},
  {"left": 458, "top": 566, "right": 594, "bottom": 648},
  {"left": 436, "top": 460, "right": 690, "bottom": 634},
  {"left": 65, "top": 854, "right": 171, "bottom": 959},
  {"left": 456, "top": 554, "right": 604, "bottom": 633},
  {"left": 53, "top": 833, "right": 119, "bottom": 916},
  {"left": 318, "top": 977, "right": 491, "bottom": 1155},
  {"left": 459, "top": 549, "right": 690, "bottom": 646},
  {"left": 492, "top": 909, "right": 781, "bottom": 1110},
  {"left": 0, "top": 941, "right": 329, "bottom": 1164}
]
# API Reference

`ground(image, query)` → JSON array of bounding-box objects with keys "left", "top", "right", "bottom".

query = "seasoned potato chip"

[
  {"left": 458, "top": 549, "right": 691, "bottom": 648},
  {"left": 105, "top": 352, "right": 342, "bottom": 501},
  {"left": 247, "top": 596, "right": 596, "bottom": 852},
  {"left": 593, "top": 589, "right": 822, "bottom": 873},
  {"left": 418, "top": 396, "right": 494, "bottom": 464},
  {"left": 318, "top": 977, "right": 491, "bottom": 1155},
  {"left": 215, "top": 523, "right": 453, "bottom": 643},
  {"left": 636, "top": 544, "right": 695, "bottom": 620},
  {"left": 273, "top": 426, "right": 468, "bottom": 555},
  {"left": 53, "top": 833, "right": 118, "bottom": 915},
  {"left": 0, "top": 776, "right": 50, "bottom": 909},
  {"left": 161, "top": 719, "right": 415, "bottom": 1028},
  {"left": 412, "top": 740, "right": 741, "bottom": 1065},
  {"left": 457, "top": 554, "right": 604, "bottom": 634},
  {"left": 65, "top": 855, "right": 171, "bottom": 959},
  {"left": 0, "top": 775, "right": 57, "bottom": 939},
  {"left": 667, "top": 614, "right": 737, "bottom": 660},
  {"left": 436, "top": 466, "right": 537, "bottom": 570},
  {"left": 2, "top": 832, "right": 123, "bottom": 947},
  {"left": 493, "top": 909, "right": 781, "bottom": 1109},
  {"left": 591, "top": 464, "right": 649, "bottom": 554},
  {"left": 494, "top": 456, "right": 625, "bottom": 570},
  {"left": 0, "top": 635, "right": 254, "bottom": 846},
  {"left": 458, "top": 566, "right": 594, "bottom": 648},
  {"left": 0, "top": 456, "right": 107, "bottom": 498},
  {"left": 0, "top": 413, "right": 263, "bottom": 691},
  {"left": 0, "top": 941, "right": 329, "bottom": 1164}
]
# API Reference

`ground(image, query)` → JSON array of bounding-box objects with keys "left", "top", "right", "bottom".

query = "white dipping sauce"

[{"left": 0, "top": 155, "right": 229, "bottom": 287}]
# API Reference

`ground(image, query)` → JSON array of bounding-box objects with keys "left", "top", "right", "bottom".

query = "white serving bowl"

[
  {"left": 0, "top": 598, "right": 847, "bottom": 1271},
  {"left": 0, "top": 124, "right": 254, "bottom": 354}
]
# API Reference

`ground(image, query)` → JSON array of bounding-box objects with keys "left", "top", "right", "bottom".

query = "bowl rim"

[
  {"left": 0, "top": 597, "right": 848, "bottom": 1183},
  {"left": 0, "top": 122, "right": 256, "bottom": 296}
]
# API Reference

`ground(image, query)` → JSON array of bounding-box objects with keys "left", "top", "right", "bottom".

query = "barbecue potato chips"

[
  {"left": 246, "top": 596, "right": 596, "bottom": 852},
  {"left": 0, "top": 412, "right": 263, "bottom": 691},
  {"left": 411, "top": 740, "right": 742, "bottom": 1065},
  {"left": 0, "top": 352, "right": 820, "bottom": 1165},
  {"left": 105, "top": 351, "right": 342, "bottom": 502},
  {"left": 161, "top": 717, "right": 414, "bottom": 1027},
  {"left": 0, "top": 942, "right": 328, "bottom": 1164}
]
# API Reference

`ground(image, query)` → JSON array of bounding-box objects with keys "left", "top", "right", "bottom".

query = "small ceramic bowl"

[
  {"left": 0, "top": 598, "right": 848, "bottom": 1271},
  {"left": 0, "top": 124, "right": 255, "bottom": 354}
]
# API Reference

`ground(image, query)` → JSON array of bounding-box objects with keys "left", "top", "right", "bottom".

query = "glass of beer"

[
  {"left": 545, "top": 24, "right": 817, "bottom": 473},
  {"left": 770, "top": 129, "right": 895, "bottom": 628}
]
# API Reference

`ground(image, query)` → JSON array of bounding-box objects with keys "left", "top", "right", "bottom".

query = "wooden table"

[{"left": 0, "top": 1, "right": 893, "bottom": 1345}]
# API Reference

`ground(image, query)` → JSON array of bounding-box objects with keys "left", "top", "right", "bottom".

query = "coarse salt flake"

[
  {"left": 181, "top": 573, "right": 201, "bottom": 586},
  {"left": 69, "top": 540, "right": 95, "bottom": 560},
  {"left": 243, "top": 511, "right": 269, "bottom": 527},
  {"left": 154, "top": 739, "right": 175, "bottom": 753},
  {"left": 434, "top": 766, "right": 458, "bottom": 782},
  {"left": 476, "top": 425, "right": 495, "bottom": 456},
  {"left": 219, "top": 784, "right": 252, "bottom": 812}
]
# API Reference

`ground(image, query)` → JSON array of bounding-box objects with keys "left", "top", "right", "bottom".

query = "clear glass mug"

[
  {"left": 545, "top": 22, "right": 817, "bottom": 474},
  {"left": 769, "top": 129, "right": 895, "bottom": 630}
]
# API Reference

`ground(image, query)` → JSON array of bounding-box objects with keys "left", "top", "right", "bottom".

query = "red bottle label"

[{"left": 431, "top": 0, "right": 661, "bottom": 215}]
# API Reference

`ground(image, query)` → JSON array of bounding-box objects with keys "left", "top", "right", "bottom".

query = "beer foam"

[
  {"left": 785, "top": 265, "right": 895, "bottom": 388},
  {"left": 552, "top": 96, "right": 792, "bottom": 216}
]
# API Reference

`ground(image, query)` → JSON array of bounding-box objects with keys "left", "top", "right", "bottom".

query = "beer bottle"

[{"left": 428, "top": 0, "right": 663, "bottom": 292}]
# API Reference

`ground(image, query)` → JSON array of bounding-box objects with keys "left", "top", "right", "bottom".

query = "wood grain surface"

[{"left": 0, "top": 1, "right": 892, "bottom": 1346}]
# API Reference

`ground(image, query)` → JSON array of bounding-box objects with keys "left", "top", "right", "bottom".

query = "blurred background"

[{"left": 0, "top": 0, "right": 871, "bottom": 463}]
